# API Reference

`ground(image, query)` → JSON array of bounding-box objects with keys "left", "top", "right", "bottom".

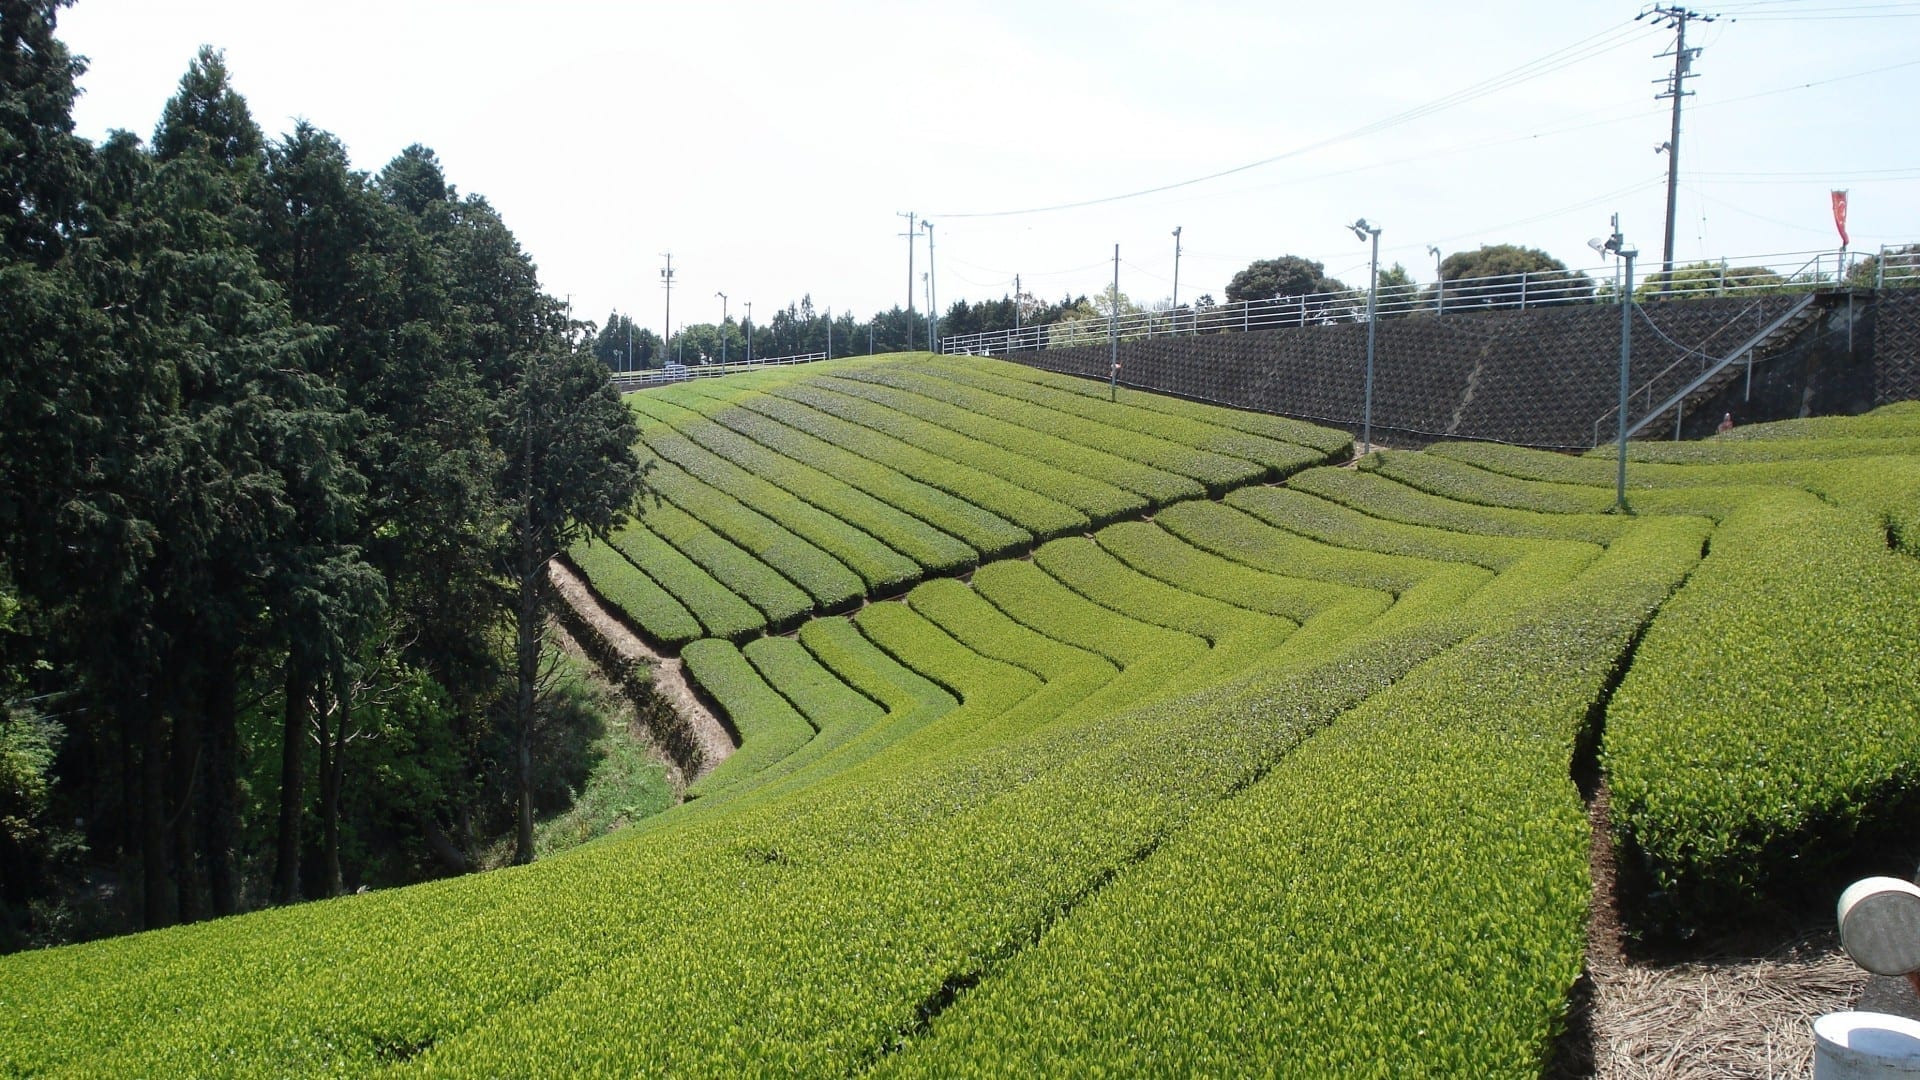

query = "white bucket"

[{"left": 1814, "top": 1012, "right": 1920, "bottom": 1079}]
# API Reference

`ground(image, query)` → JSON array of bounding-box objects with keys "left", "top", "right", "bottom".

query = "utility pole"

[
  {"left": 923, "top": 219, "right": 937, "bottom": 352},
  {"left": 826, "top": 307, "right": 833, "bottom": 359},
  {"left": 897, "top": 211, "right": 918, "bottom": 317},
  {"left": 921, "top": 273, "right": 931, "bottom": 347},
  {"left": 1109, "top": 244, "right": 1120, "bottom": 402},
  {"left": 1014, "top": 273, "right": 1024, "bottom": 332},
  {"left": 1643, "top": 5, "right": 1714, "bottom": 296},
  {"left": 660, "top": 253, "right": 676, "bottom": 362},
  {"left": 744, "top": 301, "right": 753, "bottom": 364},
  {"left": 715, "top": 291, "right": 728, "bottom": 364}
]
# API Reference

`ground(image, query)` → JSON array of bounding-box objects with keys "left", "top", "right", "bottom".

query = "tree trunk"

[
  {"left": 317, "top": 669, "right": 343, "bottom": 898},
  {"left": 323, "top": 661, "right": 352, "bottom": 897},
  {"left": 169, "top": 694, "right": 203, "bottom": 925},
  {"left": 512, "top": 554, "right": 543, "bottom": 865},
  {"left": 139, "top": 699, "right": 171, "bottom": 930},
  {"left": 274, "top": 652, "right": 312, "bottom": 905},
  {"left": 205, "top": 662, "right": 239, "bottom": 917}
]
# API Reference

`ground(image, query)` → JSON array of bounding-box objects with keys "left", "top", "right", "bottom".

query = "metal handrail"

[
  {"left": 1621, "top": 293, "right": 1819, "bottom": 440},
  {"left": 613, "top": 351, "right": 828, "bottom": 389},
  {"left": 940, "top": 242, "right": 1911, "bottom": 357}
]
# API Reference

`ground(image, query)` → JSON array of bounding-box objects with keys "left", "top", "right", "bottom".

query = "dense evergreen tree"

[{"left": 0, "top": 8, "right": 647, "bottom": 944}]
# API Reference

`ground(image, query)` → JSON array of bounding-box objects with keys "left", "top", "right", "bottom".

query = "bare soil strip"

[
  {"left": 548, "top": 558, "right": 737, "bottom": 780},
  {"left": 1570, "top": 783, "right": 1868, "bottom": 1078}
]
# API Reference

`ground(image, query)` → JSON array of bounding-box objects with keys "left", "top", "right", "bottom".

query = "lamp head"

[{"left": 1427, "top": 245, "right": 1441, "bottom": 258}]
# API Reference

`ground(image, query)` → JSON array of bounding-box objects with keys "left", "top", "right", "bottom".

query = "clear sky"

[{"left": 55, "top": 0, "right": 1920, "bottom": 338}]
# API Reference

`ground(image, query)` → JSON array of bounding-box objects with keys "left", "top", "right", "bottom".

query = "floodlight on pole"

[
  {"left": 715, "top": 291, "right": 728, "bottom": 364},
  {"left": 1350, "top": 219, "right": 1382, "bottom": 457},
  {"left": 1592, "top": 217, "right": 1638, "bottom": 512},
  {"left": 1171, "top": 226, "right": 1183, "bottom": 324}
]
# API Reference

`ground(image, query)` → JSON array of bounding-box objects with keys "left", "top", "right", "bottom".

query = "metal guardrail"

[
  {"left": 941, "top": 243, "right": 1918, "bottom": 357},
  {"left": 612, "top": 352, "right": 828, "bottom": 389}
]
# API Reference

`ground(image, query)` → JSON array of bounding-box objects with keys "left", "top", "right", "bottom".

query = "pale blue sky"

[{"left": 57, "top": 0, "right": 1920, "bottom": 337}]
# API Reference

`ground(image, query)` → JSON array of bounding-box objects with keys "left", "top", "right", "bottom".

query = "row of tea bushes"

[
  {"left": 800, "top": 378, "right": 1158, "bottom": 523},
  {"left": 877, "top": 516, "right": 1705, "bottom": 1079},
  {"left": 632, "top": 397, "right": 969, "bottom": 581},
  {"left": 563, "top": 540, "right": 702, "bottom": 650},
  {"left": 923, "top": 356, "right": 1332, "bottom": 478},
  {"left": 842, "top": 366, "right": 1268, "bottom": 496},
  {"left": 1604, "top": 489, "right": 1920, "bottom": 934},
  {"left": 658, "top": 385, "right": 1032, "bottom": 560}
]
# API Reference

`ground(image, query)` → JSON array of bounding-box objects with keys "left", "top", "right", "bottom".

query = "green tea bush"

[
  {"left": 635, "top": 500, "right": 812, "bottom": 632},
  {"left": 736, "top": 389, "right": 1084, "bottom": 543},
  {"left": 813, "top": 376, "right": 1176, "bottom": 520},
  {"left": 855, "top": 363, "right": 1268, "bottom": 495},
  {"left": 925, "top": 356, "right": 1329, "bottom": 480},
  {"left": 634, "top": 398, "right": 971, "bottom": 583},
  {"left": 1289, "top": 465, "right": 1631, "bottom": 546},
  {"left": 945, "top": 354, "right": 1354, "bottom": 456},
  {"left": 877, "top": 516, "right": 1703, "bottom": 1079},
  {"left": 665, "top": 386, "right": 1031, "bottom": 561},
  {"left": 562, "top": 541, "right": 702, "bottom": 650},
  {"left": 743, "top": 636, "right": 884, "bottom": 736},
  {"left": 1605, "top": 490, "right": 1920, "bottom": 934},
  {"left": 682, "top": 639, "right": 816, "bottom": 798},
  {"left": 608, "top": 523, "right": 765, "bottom": 642},
  {"left": 777, "top": 381, "right": 1144, "bottom": 526},
  {"left": 1366, "top": 450, "right": 1617, "bottom": 515},
  {"left": 639, "top": 453, "right": 871, "bottom": 608}
]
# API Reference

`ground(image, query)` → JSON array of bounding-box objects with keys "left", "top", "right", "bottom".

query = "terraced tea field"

[{"left": 4, "top": 356, "right": 1916, "bottom": 1077}]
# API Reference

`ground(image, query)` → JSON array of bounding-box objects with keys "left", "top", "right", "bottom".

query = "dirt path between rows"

[
  {"left": 548, "top": 558, "right": 736, "bottom": 781},
  {"left": 1559, "top": 782, "right": 1868, "bottom": 1079}
]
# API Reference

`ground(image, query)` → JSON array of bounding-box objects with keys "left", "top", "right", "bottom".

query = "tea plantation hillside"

[{"left": 3, "top": 358, "right": 1916, "bottom": 1077}]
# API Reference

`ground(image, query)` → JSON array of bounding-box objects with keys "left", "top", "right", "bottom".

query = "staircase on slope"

[{"left": 1594, "top": 291, "right": 1832, "bottom": 445}]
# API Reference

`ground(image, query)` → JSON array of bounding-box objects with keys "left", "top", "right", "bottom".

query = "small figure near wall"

[{"left": 1717, "top": 412, "right": 1736, "bottom": 435}]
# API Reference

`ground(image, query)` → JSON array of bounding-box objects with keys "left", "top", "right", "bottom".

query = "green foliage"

[
  {"left": 530, "top": 653, "right": 671, "bottom": 858},
  {"left": 1438, "top": 243, "right": 1593, "bottom": 309},
  {"left": 633, "top": 500, "right": 811, "bottom": 632},
  {"left": 563, "top": 541, "right": 701, "bottom": 651},
  {"left": 661, "top": 383, "right": 1032, "bottom": 561},
  {"left": 1225, "top": 254, "right": 1347, "bottom": 302},
  {"left": 630, "top": 396, "right": 960, "bottom": 585},
  {"left": 737, "top": 386, "right": 1088, "bottom": 541},
  {"left": 607, "top": 523, "right": 765, "bottom": 642},
  {"left": 806, "top": 375, "right": 1154, "bottom": 523},
  {"left": 681, "top": 639, "right": 815, "bottom": 799},
  {"left": 1605, "top": 490, "right": 1920, "bottom": 935}
]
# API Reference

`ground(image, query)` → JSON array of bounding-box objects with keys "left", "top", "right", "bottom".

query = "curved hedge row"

[
  {"left": 659, "top": 385, "right": 1032, "bottom": 560},
  {"left": 681, "top": 638, "right": 817, "bottom": 798},
  {"left": 562, "top": 540, "right": 702, "bottom": 650},
  {"left": 845, "top": 364, "right": 1268, "bottom": 496},
  {"left": 1605, "top": 490, "right": 1920, "bottom": 935}
]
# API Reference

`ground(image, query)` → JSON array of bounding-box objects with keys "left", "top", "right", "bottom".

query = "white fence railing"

[
  {"left": 941, "top": 243, "right": 1919, "bottom": 357},
  {"left": 612, "top": 351, "right": 828, "bottom": 389}
]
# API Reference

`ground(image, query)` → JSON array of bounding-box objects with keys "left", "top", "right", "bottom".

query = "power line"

[{"left": 927, "top": 18, "right": 1649, "bottom": 219}]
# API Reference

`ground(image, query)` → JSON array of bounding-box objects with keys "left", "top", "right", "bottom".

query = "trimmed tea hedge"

[
  {"left": 682, "top": 638, "right": 817, "bottom": 798},
  {"left": 562, "top": 541, "right": 702, "bottom": 650},
  {"left": 1604, "top": 490, "right": 1920, "bottom": 934}
]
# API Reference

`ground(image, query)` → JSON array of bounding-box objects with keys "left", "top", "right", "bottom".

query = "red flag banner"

[{"left": 1832, "top": 190, "right": 1850, "bottom": 247}]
